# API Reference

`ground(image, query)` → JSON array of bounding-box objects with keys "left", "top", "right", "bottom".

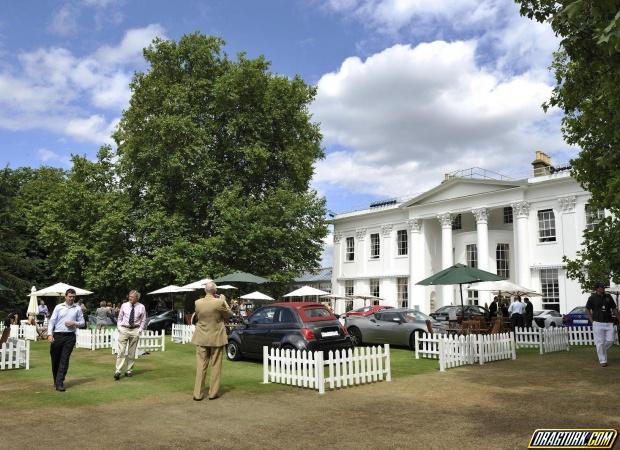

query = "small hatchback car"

[{"left": 226, "top": 302, "right": 353, "bottom": 361}]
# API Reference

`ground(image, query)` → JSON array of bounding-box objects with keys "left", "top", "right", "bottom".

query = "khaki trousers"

[
  {"left": 116, "top": 326, "right": 140, "bottom": 373},
  {"left": 194, "top": 345, "right": 224, "bottom": 399}
]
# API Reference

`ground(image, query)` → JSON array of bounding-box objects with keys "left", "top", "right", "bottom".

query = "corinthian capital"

[
  {"left": 437, "top": 213, "right": 453, "bottom": 229},
  {"left": 472, "top": 207, "right": 488, "bottom": 223},
  {"left": 355, "top": 228, "right": 367, "bottom": 241},
  {"left": 511, "top": 201, "right": 530, "bottom": 218},
  {"left": 407, "top": 218, "right": 421, "bottom": 233},
  {"left": 380, "top": 224, "right": 393, "bottom": 237},
  {"left": 558, "top": 196, "right": 576, "bottom": 214}
]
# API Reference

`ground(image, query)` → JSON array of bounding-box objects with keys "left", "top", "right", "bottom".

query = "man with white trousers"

[{"left": 586, "top": 283, "right": 619, "bottom": 367}]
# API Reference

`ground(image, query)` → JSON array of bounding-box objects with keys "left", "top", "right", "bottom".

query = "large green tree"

[
  {"left": 517, "top": 0, "right": 620, "bottom": 288},
  {"left": 113, "top": 33, "right": 327, "bottom": 284}
]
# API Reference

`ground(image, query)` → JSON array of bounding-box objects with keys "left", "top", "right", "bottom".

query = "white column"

[
  {"left": 511, "top": 201, "right": 531, "bottom": 292},
  {"left": 356, "top": 228, "right": 367, "bottom": 277},
  {"left": 332, "top": 232, "right": 342, "bottom": 293},
  {"left": 437, "top": 213, "right": 454, "bottom": 306},
  {"left": 472, "top": 207, "right": 490, "bottom": 306},
  {"left": 381, "top": 224, "right": 393, "bottom": 274},
  {"left": 408, "top": 218, "right": 426, "bottom": 312}
]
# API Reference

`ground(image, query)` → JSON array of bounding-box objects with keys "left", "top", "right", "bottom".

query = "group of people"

[
  {"left": 487, "top": 296, "right": 534, "bottom": 329},
  {"left": 46, "top": 281, "right": 232, "bottom": 400}
]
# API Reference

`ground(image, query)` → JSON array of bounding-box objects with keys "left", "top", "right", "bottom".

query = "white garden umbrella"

[
  {"left": 147, "top": 285, "right": 194, "bottom": 295},
  {"left": 32, "top": 282, "right": 93, "bottom": 297},
  {"left": 180, "top": 278, "right": 213, "bottom": 290},
  {"left": 27, "top": 286, "right": 38, "bottom": 317},
  {"left": 240, "top": 291, "right": 274, "bottom": 301},
  {"left": 467, "top": 280, "right": 541, "bottom": 296},
  {"left": 284, "top": 286, "right": 330, "bottom": 297}
]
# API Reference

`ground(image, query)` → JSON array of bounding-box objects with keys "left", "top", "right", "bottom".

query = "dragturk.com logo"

[{"left": 529, "top": 429, "right": 618, "bottom": 449}]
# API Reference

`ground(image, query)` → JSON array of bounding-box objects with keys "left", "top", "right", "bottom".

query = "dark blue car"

[{"left": 563, "top": 306, "right": 591, "bottom": 327}]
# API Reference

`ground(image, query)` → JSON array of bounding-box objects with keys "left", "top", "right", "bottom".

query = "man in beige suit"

[{"left": 191, "top": 281, "right": 232, "bottom": 401}]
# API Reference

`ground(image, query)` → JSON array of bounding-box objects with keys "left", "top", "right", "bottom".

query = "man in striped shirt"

[{"left": 114, "top": 290, "right": 146, "bottom": 380}]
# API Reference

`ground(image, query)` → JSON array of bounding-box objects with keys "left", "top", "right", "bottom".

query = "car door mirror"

[{"left": 369, "top": 318, "right": 376, "bottom": 323}]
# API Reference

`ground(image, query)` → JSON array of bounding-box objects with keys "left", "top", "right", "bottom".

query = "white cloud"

[
  {"left": 48, "top": 3, "right": 80, "bottom": 37},
  {"left": 312, "top": 41, "right": 570, "bottom": 198},
  {"left": 0, "top": 25, "right": 165, "bottom": 144},
  {"left": 37, "top": 148, "right": 72, "bottom": 166}
]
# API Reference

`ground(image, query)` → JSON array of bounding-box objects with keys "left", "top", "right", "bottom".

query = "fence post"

[
  {"left": 161, "top": 329, "right": 166, "bottom": 352},
  {"left": 316, "top": 351, "right": 324, "bottom": 394},
  {"left": 510, "top": 332, "right": 517, "bottom": 360},
  {"left": 262, "top": 346, "right": 269, "bottom": 384},
  {"left": 25, "top": 340, "right": 30, "bottom": 370},
  {"left": 384, "top": 343, "right": 391, "bottom": 382},
  {"left": 439, "top": 338, "right": 445, "bottom": 372}
]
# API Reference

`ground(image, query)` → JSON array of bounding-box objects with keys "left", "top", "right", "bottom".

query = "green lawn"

[{"left": 0, "top": 341, "right": 436, "bottom": 410}]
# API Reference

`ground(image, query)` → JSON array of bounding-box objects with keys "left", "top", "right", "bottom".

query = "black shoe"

[
  {"left": 114, "top": 372, "right": 121, "bottom": 381},
  {"left": 193, "top": 397, "right": 203, "bottom": 401},
  {"left": 207, "top": 395, "right": 219, "bottom": 400},
  {"left": 55, "top": 384, "right": 66, "bottom": 392},
  {"left": 125, "top": 371, "right": 133, "bottom": 377}
]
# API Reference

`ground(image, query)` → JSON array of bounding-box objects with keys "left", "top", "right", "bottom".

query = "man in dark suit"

[
  {"left": 191, "top": 281, "right": 232, "bottom": 401},
  {"left": 523, "top": 297, "right": 534, "bottom": 328}
]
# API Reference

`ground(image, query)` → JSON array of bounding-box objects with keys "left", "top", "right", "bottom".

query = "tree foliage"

[
  {"left": 517, "top": 0, "right": 620, "bottom": 288},
  {"left": 0, "top": 33, "right": 327, "bottom": 310}
]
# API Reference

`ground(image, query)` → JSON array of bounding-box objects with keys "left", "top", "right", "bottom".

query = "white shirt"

[{"left": 508, "top": 301, "right": 526, "bottom": 316}]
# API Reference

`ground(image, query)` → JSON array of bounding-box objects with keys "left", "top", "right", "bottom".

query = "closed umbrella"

[
  {"left": 416, "top": 264, "right": 503, "bottom": 318},
  {"left": 27, "top": 286, "right": 38, "bottom": 318}
]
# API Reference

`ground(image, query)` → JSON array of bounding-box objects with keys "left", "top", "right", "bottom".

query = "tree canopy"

[
  {"left": 0, "top": 33, "right": 328, "bottom": 314},
  {"left": 517, "top": 0, "right": 620, "bottom": 288}
]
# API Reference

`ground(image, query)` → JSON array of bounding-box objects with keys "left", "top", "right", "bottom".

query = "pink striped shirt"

[{"left": 117, "top": 301, "right": 146, "bottom": 331}]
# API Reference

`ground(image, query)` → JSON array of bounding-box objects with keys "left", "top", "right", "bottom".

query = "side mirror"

[{"left": 370, "top": 318, "right": 376, "bottom": 323}]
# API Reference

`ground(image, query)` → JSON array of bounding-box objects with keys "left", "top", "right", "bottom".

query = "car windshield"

[{"left": 403, "top": 310, "right": 433, "bottom": 322}]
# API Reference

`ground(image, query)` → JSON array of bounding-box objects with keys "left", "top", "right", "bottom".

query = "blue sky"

[{"left": 0, "top": 0, "right": 573, "bottom": 264}]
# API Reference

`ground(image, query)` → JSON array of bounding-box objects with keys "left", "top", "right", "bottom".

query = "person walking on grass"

[
  {"left": 47, "top": 289, "right": 85, "bottom": 392},
  {"left": 114, "top": 290, "right": 146, "bottom": 380},
  {"left": 191, "top": 281, "right": 232, "bottom": 401},
  {"left": 586, "top": 283, "right": 619, "bottom": 367}
]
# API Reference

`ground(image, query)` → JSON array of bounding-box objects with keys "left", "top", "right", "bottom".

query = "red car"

[{"left": 341, "top": 305, "right": 393, "bottom": 318}]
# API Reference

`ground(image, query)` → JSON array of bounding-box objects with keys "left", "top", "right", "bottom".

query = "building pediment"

[{"left": 400, "top": 178, "right": 525, "bottom": 208}]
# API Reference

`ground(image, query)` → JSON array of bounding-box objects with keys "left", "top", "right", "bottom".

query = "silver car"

[
  {"left": 533, "top": 309, "right": 563, "bottom": 328},
  {"left": 345, "top": 308, "right": 446, "bottom": 349}
]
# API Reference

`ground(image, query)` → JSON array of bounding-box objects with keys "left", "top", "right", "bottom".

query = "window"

[
  {"left": 503, "top": 206, "right": 513, "bottom": 224},
  {"left": 496, "top": 243, "right": 510, "bottom": 279},
  {"left": 397, "top": 230, "right": 408, "bottom": 256},
  {"left": 585, "top": 204, "right": 605, "bottom": 231},
  {"left": 452, "top": 214, "right": 462, "bottom": 230},
  {"left": 369, "top": 279, "right": 380, "bottom": 299},
  {"left": 466, "top": 244, "right": 477, "bottom": 268},
  {"left": 370, "top": 233, "right": 380, "bottom": 259},
  {"left": 248, "top": 307, "right": 276, "bottom": 324},
  {"left": 377, "top": 312, "right": 399, "bottom": 322},
  {"left": 540, "top": 269, "right": 560, "bottom": 312},
  {"left": 467, "top": 289, "right": 479, "bottom": 306},
  {"left": 345, "top": 237, "right": 355, "bottom": 261},
  {"left": 344, "top": 280, "right": 354, "bottom": 296},
  {"left": 397, "top": 277, "right": 408, "bottom": 308},
  {"left": 538, "top": 209, "right": 556, "bottom": 242},
  {"left": 273, "top": 308, "right": 296, "bottom": 324}
]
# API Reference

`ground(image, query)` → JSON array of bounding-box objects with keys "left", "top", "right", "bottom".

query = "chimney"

[{"left": 532, "top": 150, "right": 552, "bottom": 177}]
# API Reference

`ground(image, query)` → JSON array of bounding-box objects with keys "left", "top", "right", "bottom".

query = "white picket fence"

[
  {"left": 171, "top": 324, "right": 195, "bottom": 344},
  {"left": 263, "top": 344, "right": 391, "bottom": 394},
  {"left": 514, "top": 326, "right": 615, "bottom": 354},
  {"left": 8, "top": 324, "right": 38, "bottom": 341},
  {"left": 438, "top": 333, "right": 516, "bottom": 371},
  {"left": 111, "top": 329, "right": 166, "bottom": 358},
  {"left": 0, "top": 339, "right": 30, "bottom": 370},
  {"left": 415, "top": 333, "right": 448, "bottom": 359},
  {"left": 76, "top": 328, "right": 116, "bottom": 350}
]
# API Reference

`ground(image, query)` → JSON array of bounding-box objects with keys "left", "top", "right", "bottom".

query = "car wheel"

[
  {"left": 348, "top": 327, "right": 362, "bottom": 346},
  {"left": 226, "top": 341, "right": 242, "bottom": 361}
]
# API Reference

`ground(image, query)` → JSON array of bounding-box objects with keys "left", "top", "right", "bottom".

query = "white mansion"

[{"left": 330, "top": 152, "right": 604, "bottom": 315}]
